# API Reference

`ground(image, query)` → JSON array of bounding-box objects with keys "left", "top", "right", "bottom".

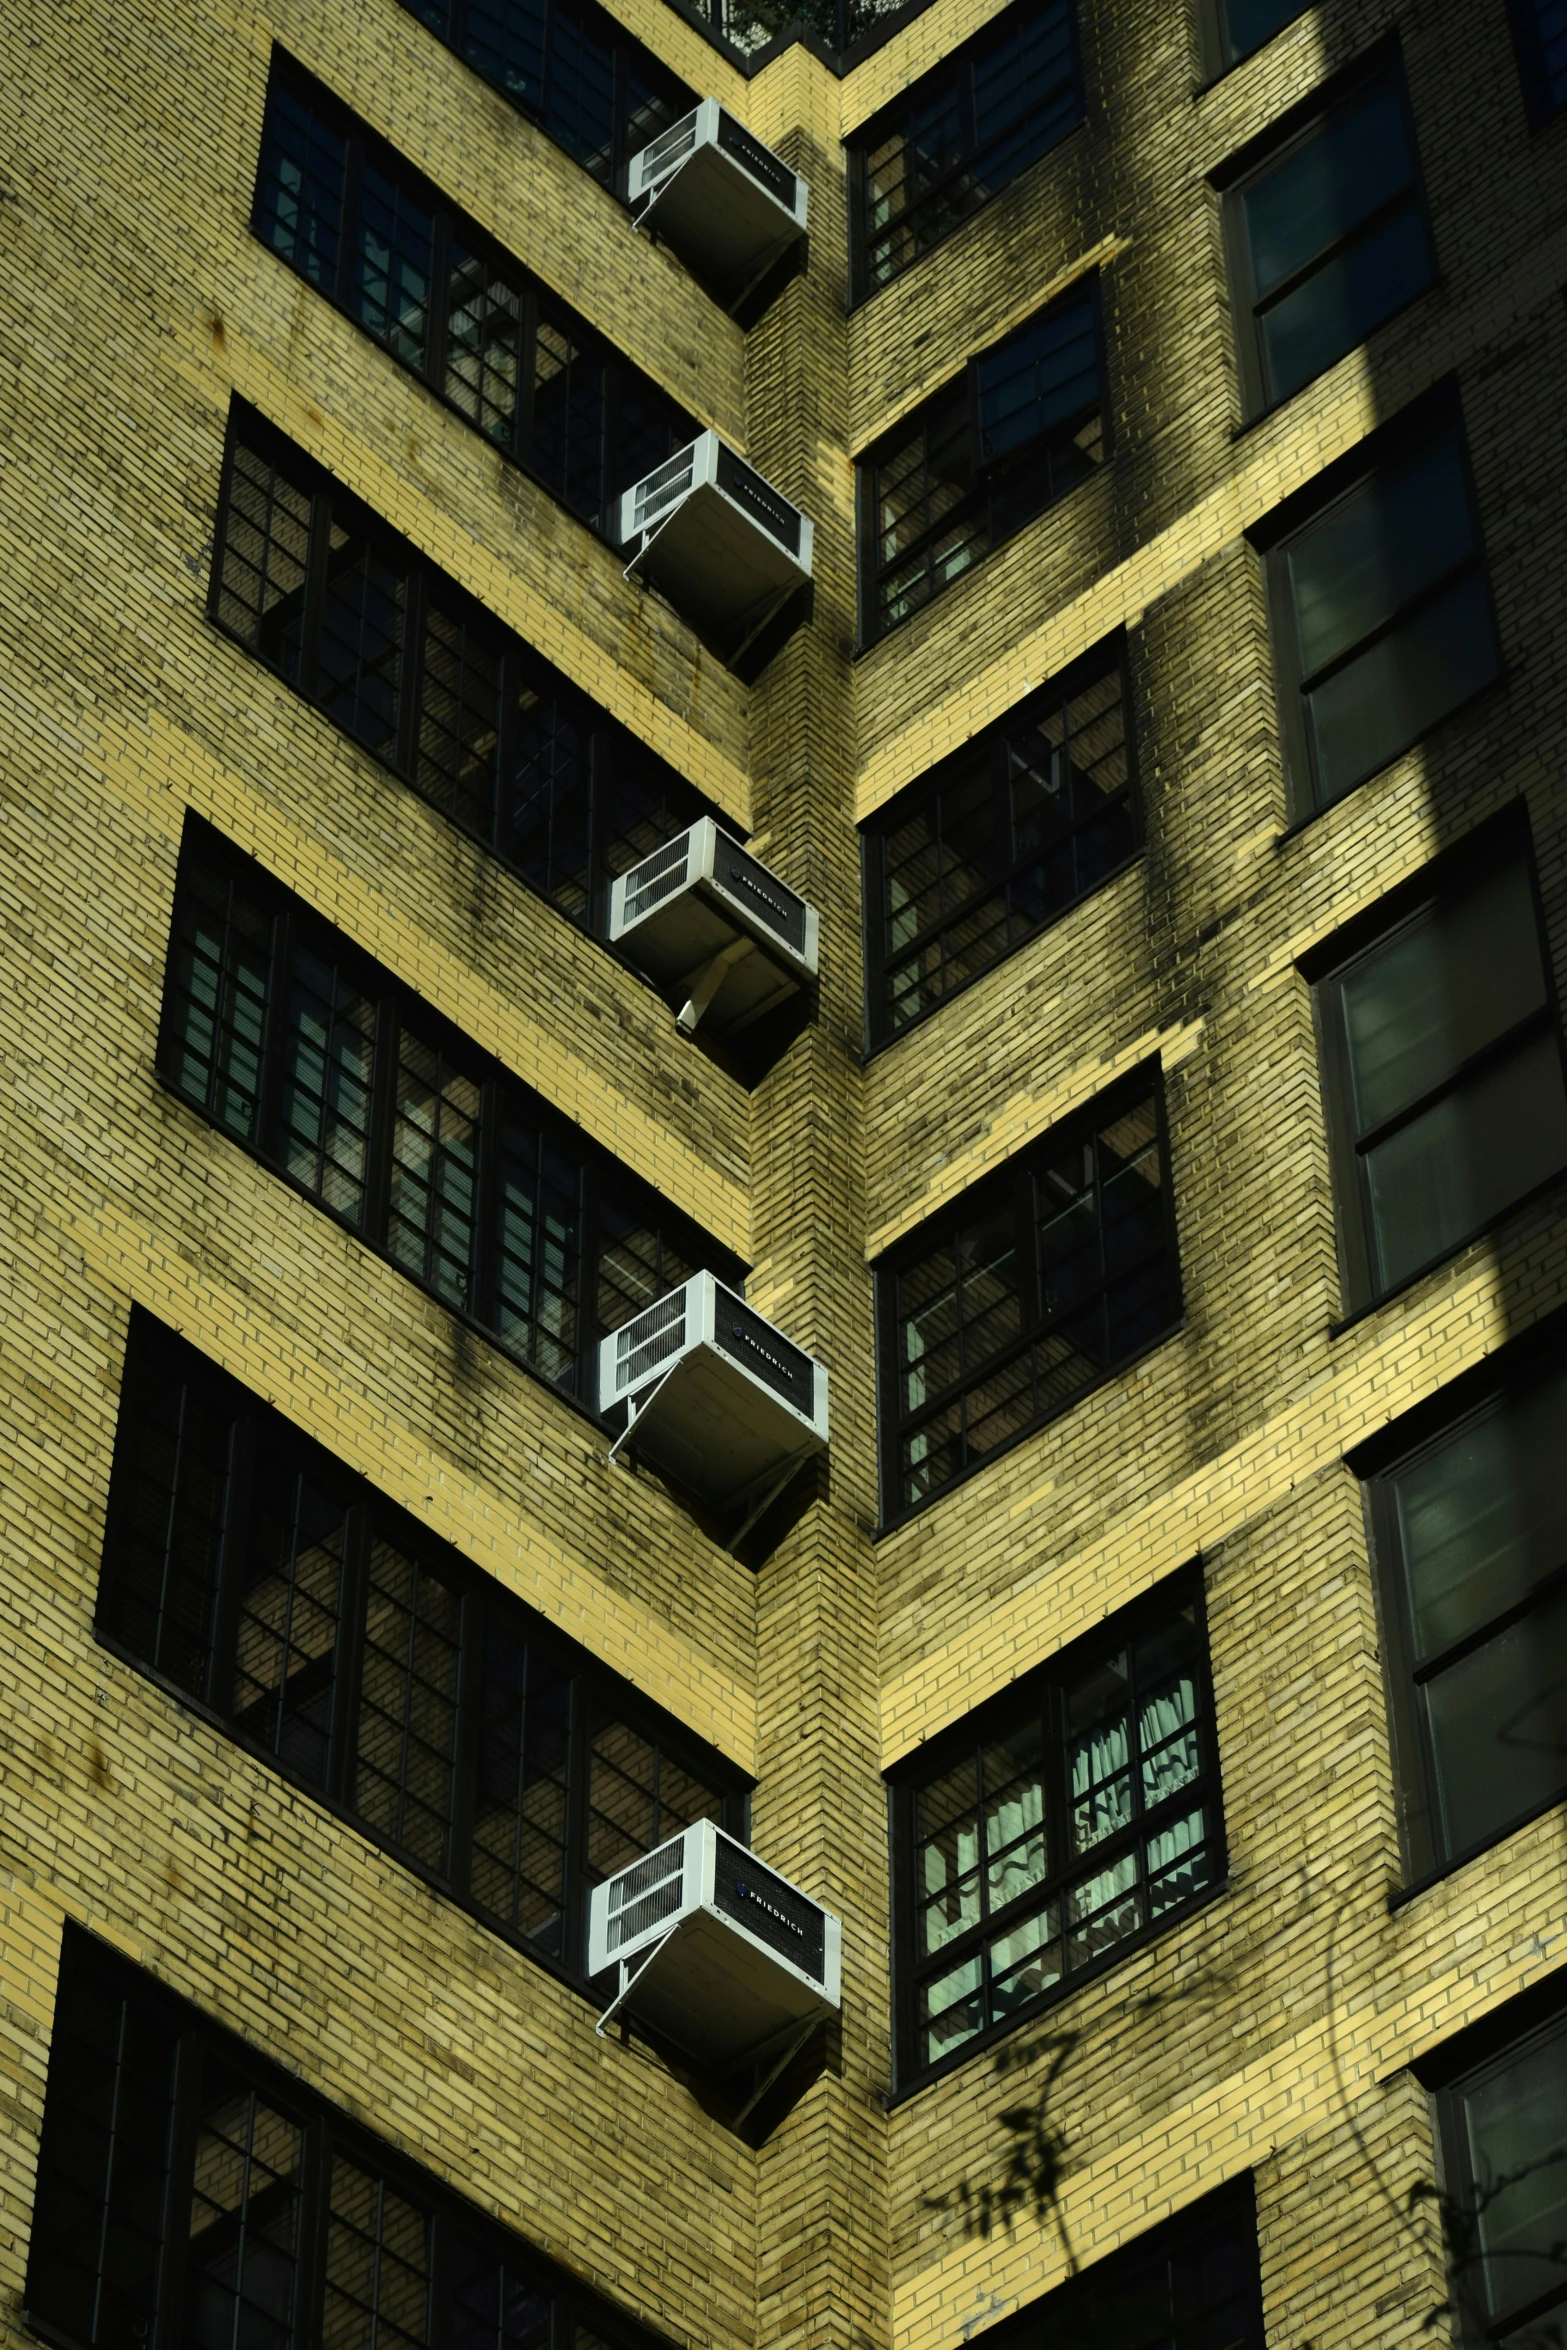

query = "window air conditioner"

[
  {"left": 589, "top": 1819, "right": 841, "bottom": 2069},
  {"left": 627, "top": 100, "right": 807, "bottom": 300},
  {"left": 608, "top": 818, "right": 819, "bottom": 1038},
  {"left": 599, "top": 1269, "right": 828, "bottom": 1512},
  {"left": 616, "top": 430, "right": 812, "bottom": 669}
]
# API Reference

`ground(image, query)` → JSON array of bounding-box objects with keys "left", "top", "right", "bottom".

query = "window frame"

[
  {"left": 1198, "top": 0, "right": 1310, "bottom": 79},
  {"left": 861, "top": 637, "right": 1140, "bottom": 1050},
  {"left": 844, "top": 0, "right": 1083, "bottom": 305},
  {"left": 873, "top": 1066, "right": 1182, "bottom": 1526},
  {"left": 1311, "top": 823, "right": 1567, "bottom": 1317},
  {"left": 856, "top": 275, "right": 1106, "bottom": 646},
  {"left": 1506, "top": 0, "right": 1567, "bottom": 129},
  {"left": 887, "top": 1570, "right": 1225, "bottom": 2091},
  {"left": 1220, "top": 53, "right": 1435, "bottom": 420},
  {"left": 976, "top": 2174, "right": 1266, "bottom": 2347}
]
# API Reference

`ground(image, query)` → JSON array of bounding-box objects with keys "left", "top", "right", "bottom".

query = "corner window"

[
  {"left": 1203, "top": 0, "right": 1309, "bottom": 73},
  {"left": 863, "top": 643, "right": 1136, "bottom": 1045},
  {"left": 891, "top": 1576, "right": 1221, "bottom": 2080},
  {"left": 1264, "top": 406, "right": 1501, "bottom": 812},
  {"left": 1223, "top": 59, "right": 1433, "bottom": 414},
  {"left": 859, "top": 279, "right": 1104, "bottom": 640},
  {"left": 1509, "top": 0, "right": 1567, "bottom": 125},
  {"left": 1362, "top": 1347, "right": 1567, "bottom": 1883},
  {"left": 876, "top": 1072, "right": 1179, "bottom": 1519},
  {"left": 978, "top": 2178, "right": 1266, "bottom": 2348},
  {"left": 1313, "top": 833, "right": 1567, "bottom": 1310},
  {"left": 846, "top": 0, "right": 1081, "bottom": 300}
]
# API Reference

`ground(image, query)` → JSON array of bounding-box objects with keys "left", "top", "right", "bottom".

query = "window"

[
  {"left": 1264, "top": 405, "right": 1501, "bottom": 812},
  {"left": 1223, "top": 59, "right": 1434, "bottom": 414},
  {"left": 979, "top": 2178, "right": 1266, "bottom": 2349},
  {"left": 863, "top": 644, "right": 1136, "bottom": 1045},
  {"left": 25, "top": 1928, "right": 680, "bottom": 2350},
  {"left": 1509, "top": 0, "right": 1567, "bottom": 125},
  {"left": 1203, "top": 0, "right": 1309, "bottom": 73},
  {"left": 212, "top": 405, "right": 712, "bottom": 938},
  {"left": 97, "top": 1312, "right": 746, "bottom": 1980},
  {"left": 876, "top": 1072, "right": 1179, "bottom": 1519},
  {"left": 1423, "top": 1979, "right": 1567, "bottom": 2348},
  {"left": 859, "top": 280, "right": 1103, "bottom": 639},
  {"left": 254, "top": 60, "right": 694, "bottom": 543},
  {"left": 1361, "top": 1343, "right": 1567, "bottom": 1883},
  {"left": 846, "top": 0, "right": 1081, "bottom": 299},
  {"left": 1313, "top": 832, "right": 1567, "bottom": 1309},
  {"left": 890, "top": 1576, "right": 1221, "bottom": 2080},
  {"left": 158, "top": 819, "right": 741, "bottom": 1403},
  {"left": 396, "top": 0, "right": 694, "bottom": 194}
]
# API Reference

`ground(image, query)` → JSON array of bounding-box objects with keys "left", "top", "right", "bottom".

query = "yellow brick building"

[{"left": 2, "top": 0, "right": 1566, "bottom": 2344}]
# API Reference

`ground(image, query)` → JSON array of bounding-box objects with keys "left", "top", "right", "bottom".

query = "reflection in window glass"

[{"left": 1435, "top": 2004, "right": 1567, "bottom": 2345}]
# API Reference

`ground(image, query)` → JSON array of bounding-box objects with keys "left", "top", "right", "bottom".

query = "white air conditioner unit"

[
  {"left": 589, "top": 1819, "right": 841, "bottom": 2070},
  {"left": 616, "top": 430, "right": 812, "bottom": 667},
  {"left": 599, "top": 1269, "right": 827, "bottom": 1512},
  {"left": 628, "top": 100, "right": 807, "bottom": 299},
  {"left": 608, "top": 818, "right": 819, "bottom": 1038}
]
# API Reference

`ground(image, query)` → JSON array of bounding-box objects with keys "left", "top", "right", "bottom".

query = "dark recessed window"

[
  {"left": 1313, "top": 833, "right": 1567, "bottom": 1311},
  {"left": 1203, "top": 0, "right": 1309, "bottom": 73},
  {"left": 891, "top": 1575, "right": 1221, "bottom": 2080},
  {"left": 95, "top": 1312, "right": 745, "bottom": 1984},
  {"left": 1362, "top": 1347, "right": 1567, "bottom": 1883},
  {"left": 863, "top": 644, "right": 1136, "bottom": 1046},
  {"left": 859, "top": 280, "right": 1104, "bottom": 640},
  {"left": 1223, "top": 59, "right": 1434, "bottom": 414},
  {"left": 876, "top": 1072, "right": 1179, "bottom": 1519},
  {"left": 1264, "top": 405, "right": 1501, "bottom": 812},
  {"left": 158, "top": 818, "right": 742, "bottom": 1403},
  {"left": 25, "top": 1928, "right": 684, "bottom": 2350},
  {"left": 212, "top": 404, "right": 711, "bottom": 938},
  {"left": 1509, "top": 0, "right": 1567, "bottom": 125},
  {"left": 980, "top": 2178, "right": 1266, "bottom": 2349},
  {"left": 254, "top": 58, "right": 694, "bottom": 542},
  {"left": 1423, "top": 1979, "right": 1567, "bottom": 2349},
  {"left": 397, "top": 0, "right": 694, "bottom": 193},
  {"left": 846, "top": 0, "right": 1080, "bottom": 300}
]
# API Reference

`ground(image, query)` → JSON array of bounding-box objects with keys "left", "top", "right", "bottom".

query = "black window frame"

[
  {"left": 976, "top": 2175, "right": 1266, "bottom": 2349},
  {"left": 861, "top": 635, "right": 1139, "bottom": 1050},
  {"left": 25, "top": 1926, "right": 684, "bottom": 2350},
  {"left": 857, "top": 276, "right": 1106, "bottom": 645},
  {"left": 210, "top": 402, "right": 717, "bottom": 948},
  {"left": 252, "top": 54, "right": 696, "bottom": 548},
  {"left": 874, "top": 1066, "right": 1182, "bottom": 1526},
  {"left": 1507, "top": 0, "right": 1567, "bottom": 127},
  {"left": 1220, "top": 50, "right": 1435, "bottom": 419},
  {"left": 156, "top": 817, "right": 745, "bottom": 1415},
  {"left": 1261, "top": 394, "right": 1503, "bottom": 817},
  {"left": 93, "top": 1310, "right": 749, "bottom": 1999},
  {"left": 845, "top": 0, "right": 1082, "bottom": 304},
  {"left": 1310, "top": 818, "right": 1567, "bottom": 1318},
  {"left": 888, "top": 1570, "right": 1225, "bottom": 2089},
  {"left": 395, "top": 0, "right": 696, "bottom": 199},
  {"left": 1198, "top": 0, "right": 1310, "bottom": 77}
]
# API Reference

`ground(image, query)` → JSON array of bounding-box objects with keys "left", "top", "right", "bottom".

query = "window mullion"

[
  {"left": 561, "top": 1671, "right": 593, "bottom": 1976},
  {"left": 577, "top": 1159, "right": 603, "bottom": 1405},
  {"left": 338, "top": 135, "right": 366, "bottom": 321},
  {"left": 205, "top": 1412, "right": 256, "bottom": 1721},
  {"left": 448, "top": 1589, "right": 484, "bottom": 1920},
  {"left": 427, "top": 209, "right": 453, "bottom": 404},
  {"left": 469, "top": 1073, "right": 503, "bottom": 1339},
  {"left": 298, "top": 488, "right": 335, "bottom": 708},
  {"left": 1409, "top": 1552, "right": 1567, "bottom": 1686},
  {"left": 1296, "top": 552, "right": 1482, "bottom": 700},
  {"left": 1352, "top": 1002, "right": 1551, "bottom": 1156},
  {"left": 254, "top": 901, "right": 294, "bottom": 1168},
  {"left": 397, "top": 564, "right": 427, "bottom": 783},
  {"left": 330, "top": 1502, "right": 372, "bottom": 1812},
  {"left": 518, "top": 288, "right": 541, "bottom": 474},
  {"left": 148, "top": 2026, "right": 205, "bottom": 2350},
  {"left": 1251, "top": 184, "right": 1415, "bottom": 323},
  {"left": 362, "top": 995, "right": 401, "bottom": 1256}
]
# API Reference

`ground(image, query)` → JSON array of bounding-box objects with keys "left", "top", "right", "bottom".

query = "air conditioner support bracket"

[
  {"left": 726, "top": 1451, "right": 810, "bottom": 1556},
  {"left": 606, "top": 1365, "right": 680, "bottom": 1468},
  {"left": 676, "top": 936, "right": 757, "bottom": 1034},
  {"left": 594, "top": 1930, "right": 678, "bottom": 2037},
  {"left": 729, "top": 2015, "right": 821, "bottom": 2130}
]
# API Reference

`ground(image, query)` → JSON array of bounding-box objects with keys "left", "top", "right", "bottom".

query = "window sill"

[
  {"left": 1388, "top": 1788, "right": 1567, "bottom": 1912},
  {"left": 1327, "top": 1164, "right": 1567, "bottom": 1340}
]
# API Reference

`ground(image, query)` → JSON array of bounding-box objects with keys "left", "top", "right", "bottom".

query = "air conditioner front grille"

[
  {"left": 605, "top": 1838, "right": 687, "bottom": 1954},
  {"left": 716, "top": 108, "right": 798, "bottom": 210},
  {"left": 714, "top": 444, "right": 802, "bottom": 558},
  {"left": 712, "top": 1287, "right": 815, "bottom": 1417},
  {"left": 712, "top": 1833, "right": 826, "bottom": 1981},
  {"left": 622, "top": 834, "right": 694, "bottom": 923},
  {"left": 638, "top": 106, "right": 700, "bottom": 190},
  {"left": 614, "top": 1288, "right": 688, "bottom": 1396},
  {"left": 632, "top": 443, "right": 698, "bottom": 536},
  {"left": 718, "top": 833, "right": 808, "bottom": 955}
]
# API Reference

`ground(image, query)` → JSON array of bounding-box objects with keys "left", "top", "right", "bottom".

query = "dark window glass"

[
  {"left": 95, "top": 1315, "right": 748, "bottom": 1987},
  {"left": 1365, "top": 1354, "right": 1567, "bottom": 1881},
  {"left": 1266, "top": 411, "right": 1501, "bottom": 810},
  {"left": 1510, "top": 0, "right": 1567, "bottom": 124},
  {"left": 847, "top": 1, "right": 1080, "bottom": 298},
  {"left": 892, "top": 1579, "right": 1220, "bottom": 2079},
  {"left": 1315, "top": 841, "right": 1567, "bottom": 1308},
  {"left": 253, "top": 60, "right": 693, "bottom": 540},
  {"left": 1227, "top": 62, "right": 1433, "bottom": 412},
  {"left": 864, "top": 647, "right": 1136, "bottom": 1043},
  {"left": 26, "top": 1932, "right": 676, "bottom": 2350},
  {"left": 981, "top": 2178, "right": 1266, "bottom": 2349},
  {"left": 860, "top": 281, "right": 1103, "bottom": 639},
  {"left": 158, "top": 820, "right": 742, "bottom": 1404},
  {"left": 392, "top": 0, "right": 692, "bottom": 191},
  {"left": 1208, "top": 0, "right": 1308, "bottom": 70},
  {"left": 1429, "top": 1991, "right": 1567, "bottom": 2347},
  {"left": 211, "top": 405, "right": 713, "bottom": 943},
  {"left": 877, "top": 1075, "right": 1179, "bottom": 1519}
]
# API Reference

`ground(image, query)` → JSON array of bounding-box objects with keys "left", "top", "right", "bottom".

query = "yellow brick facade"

[{"left": 1, "top": 0, "right": 1563, "bottom": 2345}]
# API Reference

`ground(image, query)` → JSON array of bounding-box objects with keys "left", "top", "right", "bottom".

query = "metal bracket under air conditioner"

[
  {"left": 676, "top": 936, "right": 757, "bottom": 1034},
  {"left": 595, "top": 1930, "right": 679, "bottom": 2037},
  {"left": 605, "top": 1363, "right": 680, "bottom": 1468}
]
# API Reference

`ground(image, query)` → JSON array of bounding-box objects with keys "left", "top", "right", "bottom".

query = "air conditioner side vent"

[
  {"left": 714, "top": 443, "right": 801, "bottom": 557},
  {"left": 614, "top": 1289, "right": 688, "bottom": 1397},
  {"left": 711, "top": 1286, "right": 816, "bottom": 1417},
  {"left": 712, "top": 1831, "right": 827, "bottom": 1983},
  {"left": 717, "top": 834, "right": 808, "bottom": 956},
  {"left": 716, "top": 108, "right": 798, "bottom": 210}
]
